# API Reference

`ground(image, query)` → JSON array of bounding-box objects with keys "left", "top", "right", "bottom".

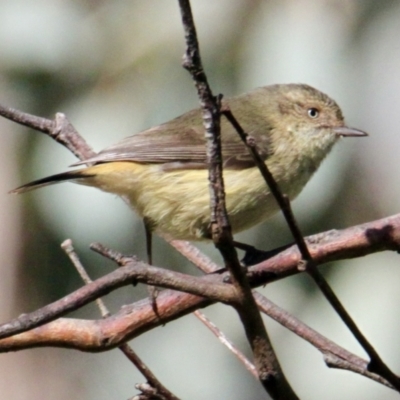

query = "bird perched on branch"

[{"left": 12, "top": 84, "right": 367, "bottom": 251}]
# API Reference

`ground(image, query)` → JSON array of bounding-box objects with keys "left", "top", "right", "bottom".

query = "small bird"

[{"left": 12, "top": 84, "right": 367, "bottom": 244}]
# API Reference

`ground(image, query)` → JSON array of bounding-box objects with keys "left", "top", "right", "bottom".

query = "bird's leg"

[
  {"left": 232, "top": 241, "right": 293, "bottom": 267},
  {"left": 144, "top": 219, "right": 159, "bottom": 315},
  {"left": 145, "top": 220, "right": 153, "bottom": 266}
]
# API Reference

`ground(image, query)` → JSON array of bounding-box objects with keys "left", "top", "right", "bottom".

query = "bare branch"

[
  {"left": 194, "top": 310, "right": 258, "bottom": 378},
  {"left": 62, "top": 239, "right": 109, "bottom": 316},
  {"left": 0, "top": 105, "right": 95, "bottom": 161},
  {"left": 178, "top": 1, "right": 298, "bottom": 398},
  {"left": 0, "top": 259, "right": 234, "bottom": 341},
  {"left": 168, "top": 238, "right": 394, "bottom": 389},
  {"left": 61, "top": 239, "right": 180, "bottom": 400},
  {"left": 254, "top": 294, "right": 393, "bottom": 389},
  {"left": 0, "top": 213, "right": 400, "bottom": 353}
]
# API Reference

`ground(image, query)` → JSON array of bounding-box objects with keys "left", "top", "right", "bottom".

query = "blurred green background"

[{"left": 0, "top": 1, "right": 399, "bottom": 399}]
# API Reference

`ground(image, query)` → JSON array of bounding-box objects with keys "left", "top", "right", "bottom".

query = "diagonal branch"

[
  {"left": 61, "top": 239, "right": 180, "bottom": 400},
  {"left": 221, "top": 107, "right": 400, "bottom": 391},
  {"left": 168, "top": 239, "right": 393, "bottom": 389},
  {"left": 1, "top": 223, "right": 397, "bottom": 390},
  {"left": 0, "top": 259, "right": 234, "bottom": 341},
  {"left": 0, "top": 213, "right": 399, "bottom": 353},
  {"left": 0, "top": 105, "right": 95, "bottom": 161}
]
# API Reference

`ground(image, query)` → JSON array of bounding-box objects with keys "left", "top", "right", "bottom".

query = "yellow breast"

[{"left": 78, "top": 159, "right": 313, "bottom": 240}]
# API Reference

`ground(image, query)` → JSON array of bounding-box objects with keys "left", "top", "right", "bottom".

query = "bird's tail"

[{"left": 10, "top": 170, "right": 94, "bottom": 194}]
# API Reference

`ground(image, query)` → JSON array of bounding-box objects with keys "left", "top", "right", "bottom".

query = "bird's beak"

[{"left": 333, "top": 126, "right": 368, "bottom": 137}]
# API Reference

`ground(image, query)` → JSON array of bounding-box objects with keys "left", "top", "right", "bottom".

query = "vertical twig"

[{"left": 177, "top": 2, "right": 299, "bottom": 399}]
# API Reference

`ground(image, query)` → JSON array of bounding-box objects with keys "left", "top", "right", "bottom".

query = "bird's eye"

[{"left": 307, "top": 108, "right": 319, "bottom": 118}]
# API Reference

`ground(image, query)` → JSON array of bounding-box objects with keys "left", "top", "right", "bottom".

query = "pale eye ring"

[{"left": 307, "top": 108, "right": 319, "bottom": 118}]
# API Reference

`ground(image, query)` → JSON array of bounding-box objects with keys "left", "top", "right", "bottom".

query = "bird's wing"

[{"left": 74, "top": 104, "right": 273, "bottom": 170}]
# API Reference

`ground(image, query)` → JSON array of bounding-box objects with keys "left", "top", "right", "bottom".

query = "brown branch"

[
  {"left": 169, "top": 237, "right": 257, "bottom": 378},
  {"left": 62, "top": 239, "right": 109, "bottom": 316},
  {"left": 1, "top": 223, "right": 396, "bottom": 389},
  {"left": 193, "top": 310, "right": 258, "bottom": 379},
  {"left": 0, "top": 258, "right": 234, "bottom": 341},
  {"left": 0, "top": 214, "right": 399, "bottom": 354},
  {"left": 61, "top": 239, "right": 180, "bottom": 400},
  {"left": 254, "top": 294, "right": 392, "bottom": 389},
  {"left": 167, "top": 238, "right": 393, "bottom": 389},
  {"left": 286, "top": 205, "right": 400, "bottom": 388},
  {"left": 178, "top": 2, "right": 298, "bottom": 399},
  {"left": 166, "top": 239, "right": 258, "bottom": 379},
  {"left": 0, "top": 105, "right": 95, "bottom": 161}
]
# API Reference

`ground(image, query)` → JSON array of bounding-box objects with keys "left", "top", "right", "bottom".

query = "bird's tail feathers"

[{"left": 10, "top": 170, "right": 94, "bottom": 194}]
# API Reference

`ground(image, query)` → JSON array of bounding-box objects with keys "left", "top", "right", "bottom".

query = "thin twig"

[
  {"left": 90, "top": 242, "right": 131, "bottom": 266},
  {"left": 166, "top": 240, "right": 257, "bottom": 378},
  {"left": 0, "top": 105, "right": 95, "bottom": 161},
  {"left": 193, "top": 310, "right": 258, "bottom": 378},
  {"left": 254, "top": 294, "right": 392, "bottom": 389},
  {"left": 61, "top": 239, "right": 180, "bottom": 400},
  {"left": 178, "top": 2, "right": 299, "bottom": 398},
  {"left": 61, "top": 239, "right": 109, "bottom": 316}
]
